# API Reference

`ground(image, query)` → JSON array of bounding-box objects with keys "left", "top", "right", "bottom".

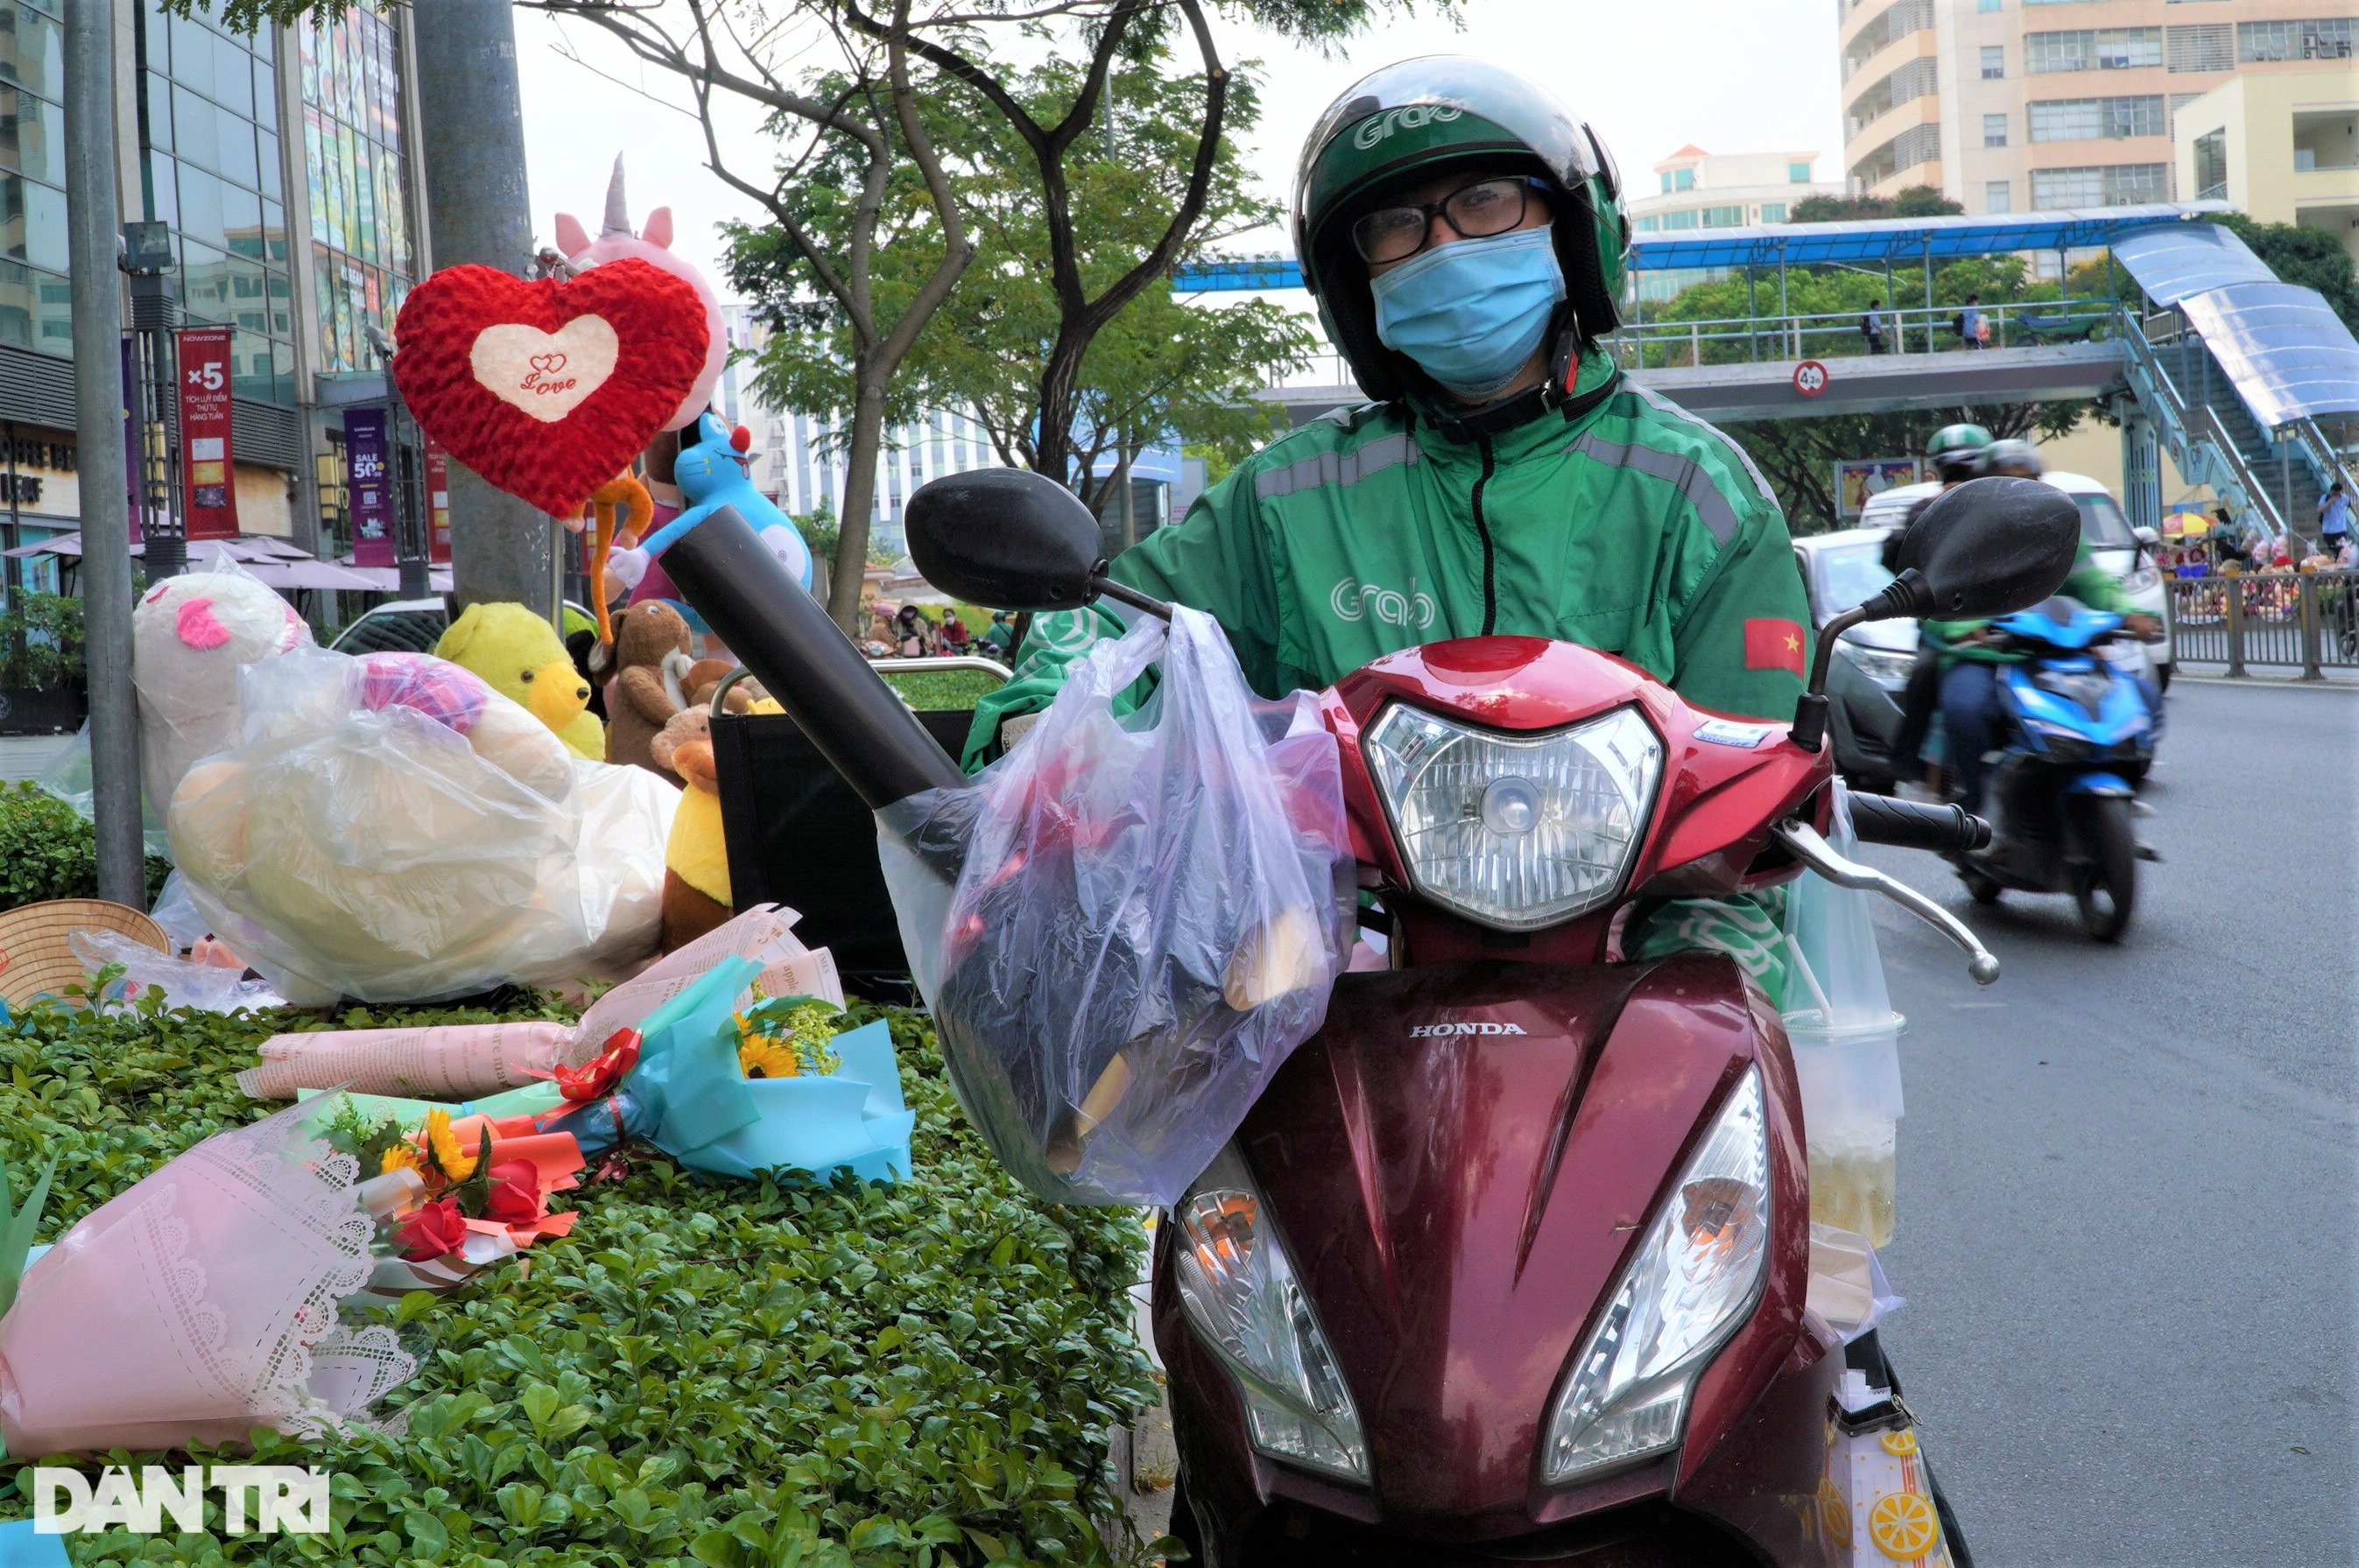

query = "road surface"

[{"left": 1869, "top": 677, "right": 2357, "bottom": 1566}]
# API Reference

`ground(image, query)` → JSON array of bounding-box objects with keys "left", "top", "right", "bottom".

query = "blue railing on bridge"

[
  {"left": 1602, "top": 300, "right": 2119, "bottom": 368},
  {"left": 1171, "top": 203, "right": 2233, "bottom": 293}
]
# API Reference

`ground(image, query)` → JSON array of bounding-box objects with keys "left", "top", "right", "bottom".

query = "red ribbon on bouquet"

[{"left": 553, "top": 1028, "right": 642, "bottom": 1102}]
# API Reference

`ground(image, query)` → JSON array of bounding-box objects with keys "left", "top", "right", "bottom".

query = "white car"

[{"left": 1858, "top": 472, "right": 2172, "bottom": 686}]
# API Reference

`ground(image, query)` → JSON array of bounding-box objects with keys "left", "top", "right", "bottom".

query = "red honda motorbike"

[{"left": 655, "top": 473, "right": 2080, "bottom": 1568}]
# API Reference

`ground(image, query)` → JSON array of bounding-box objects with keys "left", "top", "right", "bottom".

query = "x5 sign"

[
  {"left": 176, "top": 325, "right": 239, "bottom": 539},
  {"left": 1792, "top": 359, "right": 1830, "bottom": 397}
]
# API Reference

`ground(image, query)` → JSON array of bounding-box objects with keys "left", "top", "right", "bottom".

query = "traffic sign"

[{"left": 1792, "top": 360, "right": 1830, "bottom": 397}]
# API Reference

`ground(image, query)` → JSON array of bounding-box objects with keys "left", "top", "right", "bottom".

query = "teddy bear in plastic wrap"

[
  {"left": 132, "top": 555, "right": 313, "bottom": 812},
  {"left": 167, "top": 646, "right": 677, "bottom": 1006}
]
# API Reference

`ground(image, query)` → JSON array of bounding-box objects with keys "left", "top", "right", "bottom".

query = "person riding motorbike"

[
  {"left": 1914, "top": 440, "right": 2162, "bottom": 814},
  {"left": 1881, "top": 423, "right": 1994, "bottom": 786},
  {"left": 1980, "top": 436, "right": 2042, "bottom": 479},
  {"left": 967, "top": 56, "right": 1814, "bottom": 995}
]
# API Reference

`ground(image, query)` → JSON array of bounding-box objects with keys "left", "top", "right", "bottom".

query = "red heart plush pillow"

[{"left": 391, "top": 260, "right": 708, "bottom": 518}]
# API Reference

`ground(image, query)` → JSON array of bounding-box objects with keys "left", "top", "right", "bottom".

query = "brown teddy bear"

[
  {"left": 600, "top": 601, "right": 693, "bottom": 784},
  {"left": 650, "top": 707, "right": 732, "bottom": 953}
]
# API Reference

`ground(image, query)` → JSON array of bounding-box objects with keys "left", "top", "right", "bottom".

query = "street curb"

[{"left": 2168, "top": 674, "right": 2359, "bottom": 691}]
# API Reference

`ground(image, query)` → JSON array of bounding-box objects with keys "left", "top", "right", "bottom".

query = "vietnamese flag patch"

[{"left": 1744, "top": 617, "right": 1807, "bottom": 674}]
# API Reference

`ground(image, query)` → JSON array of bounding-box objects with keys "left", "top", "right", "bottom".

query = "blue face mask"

[{"left": 1370, "top": 224, "right": 1567, "bottom": 400}]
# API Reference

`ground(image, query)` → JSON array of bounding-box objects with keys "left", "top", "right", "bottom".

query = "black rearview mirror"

[
  {"left": 905, "top": 469, "right": 1106, "bottom": 613},
  {"left": 1891, "top": 476, "right": 2081, "bottom": 620}
]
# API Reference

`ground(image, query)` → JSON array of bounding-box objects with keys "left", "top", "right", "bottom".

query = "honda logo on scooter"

[{"left": 1407, "top": 1020, "right": 1527, "bottom": 1037}]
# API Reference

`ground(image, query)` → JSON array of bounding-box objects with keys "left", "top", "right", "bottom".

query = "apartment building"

[
  {"left": 2175, "top": 64, "right": 2359, "bottom": 257},
  {"left": 1838, "top": 0, "right": 2355, "bottom": 214},
  {"left": 1625, "top": 147, "right": 1845, "bottom": 301}
]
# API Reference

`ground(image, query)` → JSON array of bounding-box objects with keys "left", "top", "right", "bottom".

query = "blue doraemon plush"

[{"left": 609, "top": 412, "right": 813, "bottom": 631}]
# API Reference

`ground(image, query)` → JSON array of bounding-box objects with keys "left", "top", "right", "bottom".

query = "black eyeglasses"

[{"left": 1350, "top": 177, "right": 1549, "bottom": 265}]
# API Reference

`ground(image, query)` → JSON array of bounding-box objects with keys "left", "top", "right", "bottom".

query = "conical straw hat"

[{"left": 0, "top": 899, "right": 169, "bottom": 1009}]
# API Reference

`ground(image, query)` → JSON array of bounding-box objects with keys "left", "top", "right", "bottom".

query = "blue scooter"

[{"left": 1951, "top": 599, "right": 2159, "bottom": 941}]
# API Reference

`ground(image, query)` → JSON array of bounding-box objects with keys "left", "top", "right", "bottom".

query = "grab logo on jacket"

[{"left": 1330, "top": 576, "right": 1439, "bottom": 629}]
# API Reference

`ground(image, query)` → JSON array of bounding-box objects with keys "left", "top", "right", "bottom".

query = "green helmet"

[
  {"left": 1926, "top": 423, "right": 1994, "bottom": 483},
  {"left": 1292, "top": 57, "right": 1629, "bottom": 403}
]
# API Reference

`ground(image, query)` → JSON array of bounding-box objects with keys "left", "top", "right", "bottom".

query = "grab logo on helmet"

[
  {"left": 1352, "top": 105, "right": 1465, "bottom": 150},
  {"left": 1331, "top": 576, "right": 1439, "bottom": 629}
]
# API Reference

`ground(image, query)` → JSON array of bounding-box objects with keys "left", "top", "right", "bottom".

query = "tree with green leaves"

[
  {"left": 1787, "top": 186, "right": 1964, "bottom": 223},
  {"left": 1720, "top": 403, "right": 2091, "bottom": 535},
  {"left": 528, "top": 0, "right": 1433, "bottom": 631},
  {"left": 805, "top": 0, "right": 1429, "bottom": 509},
  {"left": 734, "top": 38, "right": 1314, "bottom": 528},
  {"left": 519, "top": 0, "right": 975, "bottom": 631}
]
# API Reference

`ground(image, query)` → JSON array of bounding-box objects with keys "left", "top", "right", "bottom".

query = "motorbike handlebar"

[
  {"left": 658, "top": 504, "right": 969, "bottom": 811},
  {"left": 1847, "top": 793, "right": 1993, "bottom": 854}
]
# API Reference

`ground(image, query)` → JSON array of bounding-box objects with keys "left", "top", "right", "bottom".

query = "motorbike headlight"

[
  {"left": 1841, "top": 643, "right": 1918, "bottom": 686},
  {"left": 1544, "top": 1071, "right": 1770, "bottom": 1486},
  {"left": 1173, "top": 1148, "right": 1369, "bottom": 1482},
  {"left": 1363, "top": 703, "right": 1663, "bottom": 932},
  {"left": 2025, "top": 719, "right": 2096, "bottom": 762}
]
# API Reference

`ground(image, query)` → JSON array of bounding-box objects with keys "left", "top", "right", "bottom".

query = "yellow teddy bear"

[{"left": 433, "top": 602, "right": 606, "bottom": 761}]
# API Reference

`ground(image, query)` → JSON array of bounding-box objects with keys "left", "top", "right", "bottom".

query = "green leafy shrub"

[
  {"left": 880, "top": 669, "right": 1007, "bottom": 713},
  {"left": 0, "top": 592, "right": 85, "bottom": 692},
  {"left": 0, "top": 991, "right": 1160, "bottom": 1566},
  {"left": 0, "top": 783, "right": 170, "bottom": 911}
]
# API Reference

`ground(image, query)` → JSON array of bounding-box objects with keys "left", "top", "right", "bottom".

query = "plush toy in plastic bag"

[
  {"left": 168, "top": 645, "right": 674, "bottom": 1006},
  {"left": 1782, "top": 782, "right": 1907, "bottom": 1247},
  {"left": 134, "top": 549, "right": 313, "bottom": 812},
  {"left": 878, "top": 605, "right": 1354, "bottom": 1207}
]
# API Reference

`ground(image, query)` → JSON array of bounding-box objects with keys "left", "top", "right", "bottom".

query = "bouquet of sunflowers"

[
  {"left": 318, "top": 1096, "right": 585, "bottom": 1303},
  {"left": 541, "top": 960, "right": 912, "bottom": 1184}
]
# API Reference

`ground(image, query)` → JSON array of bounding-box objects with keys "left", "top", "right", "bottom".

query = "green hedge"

[
  {"left": 0, "top": 989, "right": 1161, "bottom": 1567},
  {"left": 0, "top": 784, "right": 171, "bottom": 911},
  {"left": 878, "top": 669, "right": 1008, "bottom": 714}
]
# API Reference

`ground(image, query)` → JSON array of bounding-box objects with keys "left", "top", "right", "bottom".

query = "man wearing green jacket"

[
  {"left": 1926, "top": 439, "right": 2158, "bottom": 813},
  {"left": 966, "top": 59, "right": 1813, "bottom": 996}
]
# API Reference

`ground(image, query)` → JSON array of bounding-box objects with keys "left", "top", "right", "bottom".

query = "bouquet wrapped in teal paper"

[{"left": 541, "top": 958, "right": 913, "bottom": 1183}]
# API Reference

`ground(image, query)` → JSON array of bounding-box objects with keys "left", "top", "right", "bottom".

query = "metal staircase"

[{"left": 2118, "top": 307, "right": 2355, "bottom": 548}]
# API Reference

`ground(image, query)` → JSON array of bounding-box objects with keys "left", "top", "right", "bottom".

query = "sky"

[{"left": 511, "top": 0, "right": 1848, "bottom": 295}]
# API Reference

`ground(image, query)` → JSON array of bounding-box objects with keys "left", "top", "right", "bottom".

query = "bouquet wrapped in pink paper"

[
  {"left": 0, "top": 1102, "right": 415, "bottom": 1459},
  {"left": 238, "top": 905, "right": 841, "bottom": 1104},
  {"left": 238, "top": 1019, "right": 576, "bottom": 1101}
]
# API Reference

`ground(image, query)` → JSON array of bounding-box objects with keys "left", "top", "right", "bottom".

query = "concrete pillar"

[
  {"left": 412, "top": 0, "right": 551, "bottom": 613},
  {"left": 2118, "top": 398, "right": 2162, "bottom": 534},
  {"left": 64, "top": 0, "right": 145, "bottom": 904}
]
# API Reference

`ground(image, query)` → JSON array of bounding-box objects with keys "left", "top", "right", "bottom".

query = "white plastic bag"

[
  {"left": 1783, "top": 782, "right": 1907, "bottom": 1246},
  {"left": 148, "top": 869, "right": 209, "bottom": 952},
  {"left": 70, "top": 927, "right": 285, "bottom": 1014},
  {"left": 167, "top": 645, "right": 675, "bottom": 1006},
  {"left": 880, "top": 606, "right": 1354, "bottom": 1206}
]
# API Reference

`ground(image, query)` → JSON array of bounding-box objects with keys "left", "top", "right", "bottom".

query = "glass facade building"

[
  {"left": 297, "top": 9, "right": 412, "bottom": 376},
  {"left": 0, "top": 3, "right": 428, "bottom": 564},
  {"left": 5, "top": 3, "right": 418, "bottom": 397},
  {"left": 139, "top": 0, "right": 294, "bottom": 404},
  {"left": 0, "top": 1, "right": 68, "bottom": 353}
]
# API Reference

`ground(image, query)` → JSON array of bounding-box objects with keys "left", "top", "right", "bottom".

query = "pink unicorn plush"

[{"left": 553, "top": 155, "right": 725, "bottom": 432}]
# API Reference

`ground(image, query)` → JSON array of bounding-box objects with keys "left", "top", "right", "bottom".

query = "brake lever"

[{"left": 1773, "top": 820, "right": 2001, "bottom": 986}]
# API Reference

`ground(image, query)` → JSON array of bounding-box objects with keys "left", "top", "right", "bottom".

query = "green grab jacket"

[
  {"left": 961, "top": 352, "right": 1815, "bottom": 1002},
  {"left": 968, "top": 355, "right": 1810, "bottom": 762}
]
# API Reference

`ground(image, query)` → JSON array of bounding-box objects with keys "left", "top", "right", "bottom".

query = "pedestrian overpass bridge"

[{"left": 1178, "top": 207, "right": 2359, "bottom": 544}]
